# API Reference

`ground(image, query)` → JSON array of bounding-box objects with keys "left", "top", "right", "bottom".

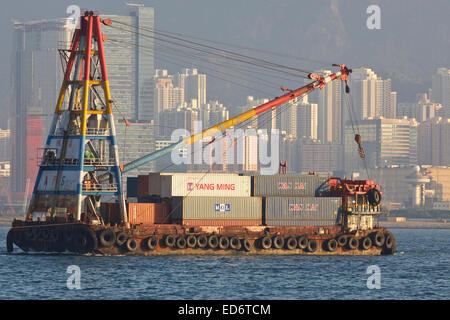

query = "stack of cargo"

[
  {"left": 252, "top": 175, "right": 342, "bottom": 227},
  {"left": 125, "top": 172, "right": 342, "bottom": 227},
  {"left": 140, "top": 172, "right": 262, "bottom": 226}
]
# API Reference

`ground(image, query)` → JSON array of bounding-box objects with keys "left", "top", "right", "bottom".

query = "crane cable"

[
  {"left": 343, "top": 87, "right": 371, "bottom": 179},
  {"left": 106, "top": 22, "right": 314, "bottom": 79},
  {"left": 107, "top": 19, "right": 319, "bottom": 75}
]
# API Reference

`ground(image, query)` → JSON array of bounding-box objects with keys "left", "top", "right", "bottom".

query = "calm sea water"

[{"left": 0, "top": 226, "right": 448, "bottom": 300}]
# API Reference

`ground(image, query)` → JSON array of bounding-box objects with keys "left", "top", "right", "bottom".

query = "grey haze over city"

[{"left": 0, "top": 0, "right": 449, "bottom": 128}]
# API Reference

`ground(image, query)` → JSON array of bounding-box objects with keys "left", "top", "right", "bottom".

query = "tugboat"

[{"left": 6, "top": 11, "right": 396, "bottom": 256}]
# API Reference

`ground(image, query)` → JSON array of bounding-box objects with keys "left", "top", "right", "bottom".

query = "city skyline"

[{"left": 1, "top": 2, "right": 449, "bottom": 211}]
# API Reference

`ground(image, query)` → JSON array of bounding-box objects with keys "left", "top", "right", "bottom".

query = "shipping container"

[
  {"left": 252, "top": 175, "right": 330, "bottom": 197},
  {"left": 100, "top": 202, "right": 170, "bottom": 225},
  {"left": 127, "top": 177, "right": 138, "bottom": 198},
  {"left": 127, "top": 202, "right": 170, "bottom": 224},
  {"left": 171, "top": 196, "right": 262, "bottom": 224},
  {"left": 264, "top": 197, "right": 342, "bottom": 226},
  {"left": 161, "top": 174, "right": 251, "bottom": 197},
  {"left": 148, "top": 172, "right": 240, "bottom": 197},
  {"left": 137, "top": 175, "right": 150, "bottom": 198}
]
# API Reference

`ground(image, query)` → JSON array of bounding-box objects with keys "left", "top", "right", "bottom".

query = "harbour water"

[{"left": 0, "top": 227, "right": 448, "bottom": 300}]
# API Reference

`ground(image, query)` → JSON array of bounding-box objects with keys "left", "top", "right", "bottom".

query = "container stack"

[
  {"left": 253, "top": 175, "right": 341, "bottom": 227},
  {"left": 123, "top": 172, "right": 342, "bottom": 227}
]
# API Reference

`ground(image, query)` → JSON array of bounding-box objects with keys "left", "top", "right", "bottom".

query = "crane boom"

[{"left": 121, "top": 65, "right": 351, "bottom": 174}]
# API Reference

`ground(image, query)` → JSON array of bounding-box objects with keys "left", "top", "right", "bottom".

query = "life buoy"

[
  {"left": 116, "top": 231, "right": 127, "bottom": 246},
  {"left": 242, "top": 238, "right": 252, "bottom": 252},
  {"left": 347, "top": 236, "right": 359, "bottom": 250},
  {"left": 297, "top": 236, "right": 308, "bottom": 250},
  {"left": 307, "top": 239, "right": 318, "bottom": 252},
  {"left": 176, "top": 236, "right": 187, "bottom": 249},
  {"left": 260, "top": 236, "right": 272, "bottom": 250},
  {"left": 371, "top": 231, "right": 385, "bottom": 247},
  {"left": 197, "top": 235, "right": 208, "bottom": 248},
  {"left": 126, "top": 238, "right": 138, "bottom": 252},
  {"left": 146, "top": 236, "right": 158, "bottom": 250},
  {"left": 285, "top": 237, "right": 297, "bottom": 250},
  {"left": 361, "top": 237, "right": 372, "bottom": 250},
  {"left": 98, "top": 228, "right": 116, "bottom": 248},
  {"left": 229, "top": 237, "right": 241, "bottom": 250},
  {"left": 186, "top": 235, "right": 197, "bottom": 248},
  {"left": 208, "top": 235, "right": 219, "bottom": 249},
  {"left": 272, "top": 235, "right": 284, "bottom": 249},
  {"left": 218, "top": 236, "right": 229, "bottom": 250},
  {"left": 326, "top": 238, "right": 338, "bottom": 252}
]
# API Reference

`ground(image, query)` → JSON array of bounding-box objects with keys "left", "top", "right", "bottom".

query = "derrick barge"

[{"left": 6, "top": 11, "right": 396, "bottom": 256}]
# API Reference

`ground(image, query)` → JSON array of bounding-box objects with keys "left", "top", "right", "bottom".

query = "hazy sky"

[{"left": 1, "top": 0, "right": 449, "bottom": 123}]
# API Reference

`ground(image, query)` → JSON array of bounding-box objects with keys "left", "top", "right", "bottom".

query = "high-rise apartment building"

[
  {"left": 11, "top": 18, "right": 74, "bottom": 195},
  {"left": 418, "top": 117, "right": 450, "bottom": 166},
  {"left": 307, "top": 70, "right": 342, "bottom": 143},
  {"left": 102, "top": 4, "right": 155, "bottom": 121},
  {"left": 397, "top": 94, "right": 441, "bottom": 122},
  {"left": 201, "top": 100, "right": 229, "bottom": 129},
  {"left": 297, "top": 95, "right": 318, "bottom": 140},
  {"left": 431, "top": 68, "right": 450, "bottom": 117},
  {"left": 159, "top": 102, "right": 200, "bottom": 137},
  {"left": 153, "top": 69, "right": 184, "bottom": 118},
  {"left": 349, "top": 68, "right": 394, "bottom": 120},
  {"left": 176, "top": 68, "right": 206, "bottom": 106}
]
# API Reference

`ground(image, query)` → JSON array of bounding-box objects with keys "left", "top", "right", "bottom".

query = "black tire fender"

[
  {"left": 272, "top": 235, "right": 284, "bottom": 249},
  {"left": 197, "top": 235, "right": 208, "bottom": 248},
  {"left": 297, "top": 236, "right": 308, "bottom": 250},
  {"left": 326, "top": 238, "right": 338, "bottom": 252},
  {"left": 361, "top": 237, "right": 372, "bottom": 250},
  {"left": 164, "top": 234, "right": 175, "bottom": 248},
  {"left": 176, "top": 236, "right": 187, "bottom": 249},
  {"left": 146, "top": 236, "right": 158, "bottom": 250},
  {"left": 371, "top": 231, "right": 385, "bottom": 247},
  {"left": 98, "top": 228, "right": 116, "bottom": 248},
  {"left": 307, "top": 239, "right": 318, "bottom": 252},
  {"left": 260, "top": 236, "right": 272, "bottom": 250},
  {"left": 186, "top": 235, "right": 197, "bottom": 248},
  {"left": 208, "top": 235, "right": 219, "bottom": 249},
  {"left": 285, "top": 237, "right": 297, "bottom": 250},
  {"left": 116, "top": 231, "right": 127, "bottom": 247},
  {"left": 229, "top": 237, "right": 241, "bottom": 250},
  {"left": 126, "top": 238, "right": 138, "bottom": 252},
  {"left": 347, "top": 236, "right": 359, "bottom": 250},
  {"left": 218, "top": 236, "right": 229, "bottom": 250},
  {"left": 242, "top": 238, "right": 252, "bottom": 252}
]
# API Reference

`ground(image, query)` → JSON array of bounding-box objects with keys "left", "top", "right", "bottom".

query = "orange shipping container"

[
  {"left": 101, "top": 202, "right": 170, "bottom": 225},
  {"left": 127, "top": 202, "right": 170, "bottom": 225}
]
